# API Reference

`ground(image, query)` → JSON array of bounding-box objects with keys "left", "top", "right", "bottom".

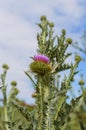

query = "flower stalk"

[{"left": 1, "top": 65, "right": 9, "bottom": 130}]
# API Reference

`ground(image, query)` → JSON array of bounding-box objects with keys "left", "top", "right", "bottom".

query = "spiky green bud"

[
  {"left": 30, "top": 61, "right": 52, "bottom": 75},
  {"left": 2, "top": 64, "right": 9, "bottom": 70},
  {"left": 79, "top": 80, "right": 85, "bottom": 85},
  {"left": 11, "top": 81, "right": 17, "bottom": 86},
  {"left": 75, "top": 55, "right": 81, "bottom": 62},
  {"left": 40, "top": 15, "right": 47, "bottom": 21},
  {"left": 49, "top": 22, "right": 54, "bottom": 28},
  {"left": 61, "top": 29, "right": 66, "bottom": 35},
  {"left": 66, "top": 38, "right": 72, "bottom": 44}
]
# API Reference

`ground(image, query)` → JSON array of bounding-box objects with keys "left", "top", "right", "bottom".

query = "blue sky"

[{"left": 0, "top": 0, "right": 86, "bottom": 104}]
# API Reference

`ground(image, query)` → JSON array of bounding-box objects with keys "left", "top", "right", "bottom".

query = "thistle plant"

[
  {"left": 0, "top": 64, "right": 20, "bottom": 130},
  {"left": 0, "top": 64, "right": 9, "bottom": 130},
  {"left": 25, "top": 16, "right": 82, "bottom": 130},
  {"left": 0, "top": 16, "right": 86, "bottom": 130}
]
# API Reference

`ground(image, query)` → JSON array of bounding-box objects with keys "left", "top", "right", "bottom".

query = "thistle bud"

[
  {"left": 79, "top": 80, "right": 85, "bottom": 85},
  {"left": 11, "top": 81, "right": 17, "bottom": 86},
  {"left": 61, "top": 29, "right": 66, "bottom": 35},
  {"left": 66, "top": 38, "right": 72, "bottom": 44},
  {"left": 2, "top": 64, "right": 9, "bottom": 70},
  {"left": 40, "top": 15, "right": 47, "bottom": 21},
  {"left": 49, "top": 22, "right": 54, "bottom": 28},
  {"left": 75, "top": 55, "right": 81, "bottom": 62}
]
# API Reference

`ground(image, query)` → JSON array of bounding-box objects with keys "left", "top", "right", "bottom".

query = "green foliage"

[{"left": 0, "top": 16, "right": 86, "bottom": 130}]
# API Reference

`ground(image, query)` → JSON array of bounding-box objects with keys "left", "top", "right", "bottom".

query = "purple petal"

[{"left": 34, "top": 54, "right": 50, "bottom": 63}]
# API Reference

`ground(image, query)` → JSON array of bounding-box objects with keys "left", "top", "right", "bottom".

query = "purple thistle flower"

[{"left": 34, "top": 54, "right": 50, "bottom": 63}]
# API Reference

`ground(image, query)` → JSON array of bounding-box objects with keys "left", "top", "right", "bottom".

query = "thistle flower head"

[{"left": 34, "top": 54, "right": 50, "bottom": 64}]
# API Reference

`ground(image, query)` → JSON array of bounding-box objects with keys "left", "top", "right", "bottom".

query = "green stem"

[
  {"left": 4, "top": 105, "right": 9, "bottom": 130},
  {"left": 42, "top": 78, "right": 51, "bottom": 130},
  {"left": 4, "top": 92, "right": 9, "bottom": 130},
  {"left": 1, "top": 71, "right": 9, "bottom": 130},
  {"left": 36, "top": 75, "right": 51, "bottom": 130},
  {"left": 36, "top": 79, "right": 44, "bottom": 130}
]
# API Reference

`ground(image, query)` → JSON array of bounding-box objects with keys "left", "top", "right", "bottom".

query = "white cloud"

[{"left": 0, "top": 8, "right": 37, "bottom": 48}]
